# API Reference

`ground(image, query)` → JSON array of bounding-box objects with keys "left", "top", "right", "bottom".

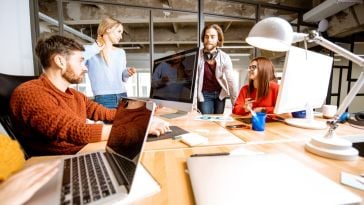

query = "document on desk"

[
  {"left": 341, "top": 172, "right": 364, "bottom": 191},
  {"left": 180, "top": 133, "right": 208, "bottom": 146},
  {"left": 194, "top": 115, "right": 234, "bottom": 122},
  {"left": 187, "top": 153, "right": 361, "bottom": 205}
]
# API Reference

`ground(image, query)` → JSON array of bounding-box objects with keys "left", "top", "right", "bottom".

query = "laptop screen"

[{"left": 106, "top": 98, "right": 154, "bottom": 191}]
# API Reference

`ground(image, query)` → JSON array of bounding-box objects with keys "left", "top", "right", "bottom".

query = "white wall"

[
  {"left": 0, "top": 0, "right": 34, "bottom": 75},
  {"left": 0, "top": 0, "right": 34, "bottom": 134}
]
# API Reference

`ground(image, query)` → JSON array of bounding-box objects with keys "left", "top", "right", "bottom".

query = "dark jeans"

[
  {"left": 197, "top": 91, "right": 226, "bottom": 114},
  {"left": 94, "top": 93, "right": 127, "bottom": 109}
]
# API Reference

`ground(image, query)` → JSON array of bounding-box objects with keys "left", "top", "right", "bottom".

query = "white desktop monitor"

[
  {"left": 274, "top": 46, "right": 333, "bottom": 129},
  {"left": 150, "top": 48, "right": 199, "bottom": 113}
]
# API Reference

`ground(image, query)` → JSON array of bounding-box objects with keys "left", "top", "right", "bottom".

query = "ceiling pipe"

[
  {"left": 303, "top": 0, "right": 362, "bottom": 22},
  {"left": 39, "top": 12, "right": 94, "bottom": 42}
]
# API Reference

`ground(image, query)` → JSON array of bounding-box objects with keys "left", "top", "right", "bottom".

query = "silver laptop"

[
  {"left": 28, "top": 98, "right": 156, "bottom": 205},
  {"left": 187, "top": 153, "right": 361, "bottom": 205}
]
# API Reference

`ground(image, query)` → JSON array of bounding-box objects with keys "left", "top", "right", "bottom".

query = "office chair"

[{"left": 0, "top": 73, "right": 38, "bottom": 158}]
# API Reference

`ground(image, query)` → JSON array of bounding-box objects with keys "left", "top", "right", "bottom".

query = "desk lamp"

[{"left": 246, "top": 17, "right": 364, "bottom": 160}]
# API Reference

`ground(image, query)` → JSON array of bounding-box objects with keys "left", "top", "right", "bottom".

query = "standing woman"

[
  {"left": 232, "top": 57, "right": 279, "bottom": 116},
  {"left": 84, "top": 16, "right": 136, "bottom": 108},
  {"left": 197, "top": 24, "right": 238, "bottom": 114}
]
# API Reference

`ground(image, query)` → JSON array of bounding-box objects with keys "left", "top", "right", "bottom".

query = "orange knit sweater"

[{"left": 10, "top": 74, "right": 116, "bottom": 156}]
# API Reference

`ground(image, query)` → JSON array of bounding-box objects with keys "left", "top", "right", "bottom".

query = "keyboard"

[{"left": 60, "top": 153, "right": 116, "bottom": 205}]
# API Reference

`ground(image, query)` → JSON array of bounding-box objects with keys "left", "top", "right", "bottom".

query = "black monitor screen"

[{"left": 150, "top": 48, "right": 198, "bottom": 103}]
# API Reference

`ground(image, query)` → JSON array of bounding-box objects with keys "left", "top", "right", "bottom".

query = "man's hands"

[
  {"left": 0, "top": 160, "right": 60, "bottom": 205},
  {"left": 149, "top": 117, "right": 170, "bottom": 136}
]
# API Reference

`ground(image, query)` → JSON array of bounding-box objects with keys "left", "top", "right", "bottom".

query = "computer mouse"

[{"left": 355, "top": 112, "right": 364, "bottom": 121}]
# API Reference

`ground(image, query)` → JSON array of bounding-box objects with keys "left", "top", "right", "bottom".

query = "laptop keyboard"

[{"left": 60, "top": 152, "right": 116, "bottom": 205}]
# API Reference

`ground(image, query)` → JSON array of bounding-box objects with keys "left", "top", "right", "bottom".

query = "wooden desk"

[
  {"left": 148, "top": 114, "right": 243, "bottom": 149},
  {"left": 137, "top": 142, "right": 364, "bottom": 205},
  {"left": 219, "top": 117, "right": 364, "bottom": 143},
  {"left": 79, "top": 112, "right": 243, "bottom": 153},
  {"left": 28, "top": 141, "right": 364, "bottom": 205},
  {"left": 28, "top": 111, "right": 364, "bottom": 205}
]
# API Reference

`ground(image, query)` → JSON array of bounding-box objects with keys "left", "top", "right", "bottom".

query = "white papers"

[
  {"left": 194, "top": 115, "right": 234, "bottom": 122},
  {"left": 341, "top": 171, "right": 364, "bottom": 191},
  {"left": 180, "top": 133, "right": 208, "bottom": 146}
]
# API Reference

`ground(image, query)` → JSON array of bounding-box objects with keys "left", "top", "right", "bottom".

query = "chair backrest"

[{"left": 0, "top": 73, "right": 38, "bottom": 158}]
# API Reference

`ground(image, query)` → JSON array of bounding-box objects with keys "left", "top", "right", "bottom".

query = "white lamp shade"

[{"left": 246, "top": 17, "right": 294, "bottom": 52}]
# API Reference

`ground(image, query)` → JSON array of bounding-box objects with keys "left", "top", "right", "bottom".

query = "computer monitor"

[
  {"left": 150, "top": 48, "right": 199, "bottom": 115},
  {"left": 274, "top": 46, "right": 333, "bottom": 129}
]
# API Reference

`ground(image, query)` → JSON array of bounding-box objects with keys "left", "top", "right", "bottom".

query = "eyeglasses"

[{"left": 248, "top": 65, "right": 257, "bottom": 71}]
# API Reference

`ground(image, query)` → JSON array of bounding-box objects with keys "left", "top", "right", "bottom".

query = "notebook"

[
  {"left": 187, "top": 153, "right": 361, "bottom": 205},
  {"left": 27, "top": 98, "right": 160, "bottom": 205}
]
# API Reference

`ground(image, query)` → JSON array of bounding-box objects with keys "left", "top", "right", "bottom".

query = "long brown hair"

[
  {"left": 248, "top": 57, "right": 276, "bottom": 100},
  {"left": 201, "top": 24, "right": 224, "bottom": 47}
]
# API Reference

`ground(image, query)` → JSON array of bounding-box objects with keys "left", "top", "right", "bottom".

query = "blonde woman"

[{"left": 84, "top": 16, "right": 137, "bottom": 108}]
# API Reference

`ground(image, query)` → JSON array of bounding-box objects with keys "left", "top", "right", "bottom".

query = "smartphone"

[
  {"left": 235, "top": 117, "right": 252, "bottom": 124},
  {"left": 226, "top": 124, "right": 250, "bottom": 129}
]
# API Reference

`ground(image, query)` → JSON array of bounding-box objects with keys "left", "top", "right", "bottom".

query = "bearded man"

[
  {"left": 196, "top": 24, "right": 238, "bottom": 114},
  {"left": 10, "top": 34, "right": 168, "bottom": 156}
]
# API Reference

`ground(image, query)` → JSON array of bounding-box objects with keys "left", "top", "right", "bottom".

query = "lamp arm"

[
  {"left": 305, "top": 31, "right": 364, "bottom": 67},
  {"left": 335, "top": 72, "right": 364, "bottom": 118},
  {"left": 303, "top": 30, "right": 364, "bottom": 120}
]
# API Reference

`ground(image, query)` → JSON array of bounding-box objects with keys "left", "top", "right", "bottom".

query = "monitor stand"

[
  {"left": 285, "top": 118, "right": 327, "bottom": 130},
  {"left": 285, "top": 106, "right": 327, "bottom": 130},
  {"left": 160, "top": 110, "right": 188, "bottom": 119}
]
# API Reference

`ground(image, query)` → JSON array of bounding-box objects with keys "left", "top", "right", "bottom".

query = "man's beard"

[
  {"left": 204, "top": 42, "right": 217, "bottom": 52},
  {"left": 62, "top": 66, "right": 86, "bottom": 84}
]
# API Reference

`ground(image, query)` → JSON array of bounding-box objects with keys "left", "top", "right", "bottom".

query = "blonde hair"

[
  {"left": 97, "top": 16, "right": 123, "bottom": 37},
  {"left": 96, "top": 17, "right": 123, "bottom": 65}
]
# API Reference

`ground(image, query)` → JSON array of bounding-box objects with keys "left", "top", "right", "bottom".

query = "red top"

[
  {"left": 233, "top": 81, "right": 279, "bottom": 115},
  {"left": 10, "top": 74, "right": 116, "bottom": 155}
]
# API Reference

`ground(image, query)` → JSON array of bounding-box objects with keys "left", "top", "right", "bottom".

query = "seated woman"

[{"left": 233, "top": 57, "right": 279, "bottom": 116}]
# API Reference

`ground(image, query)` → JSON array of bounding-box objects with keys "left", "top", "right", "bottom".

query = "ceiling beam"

[
  {"left": 63, "top": 17, "right": 248, "bottom": 25},
  {"left": 223, "top": 21, "right": 232, "bottom": 33},
  {"left": 114, "top": 40, "right": 248, "bottom": 45},
  {"left": 172, "top": 22, "right": 178, "bottom": 33}
]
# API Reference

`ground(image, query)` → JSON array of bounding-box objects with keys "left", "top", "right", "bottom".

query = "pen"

[
  {"left": 190, "top": 152, "right": 230, "bottom": 157},
  {"left": 356, "top": 176, "right": 364, "bottom": 184},
  {"left": 172, "top": 135, "right": 182, "bottom": 140}
]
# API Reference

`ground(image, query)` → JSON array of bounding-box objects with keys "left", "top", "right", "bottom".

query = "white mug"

[{"left": 322, "top": 104, "right": 337, "bottom": 119}]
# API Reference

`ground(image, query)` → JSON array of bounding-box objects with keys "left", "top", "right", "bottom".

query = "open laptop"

[
  {"left": 187, "top": 153, "right": 361, "bottom": 205},
  {"left": 27, "top": 98, "right": 159, "bottom": 205}
]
